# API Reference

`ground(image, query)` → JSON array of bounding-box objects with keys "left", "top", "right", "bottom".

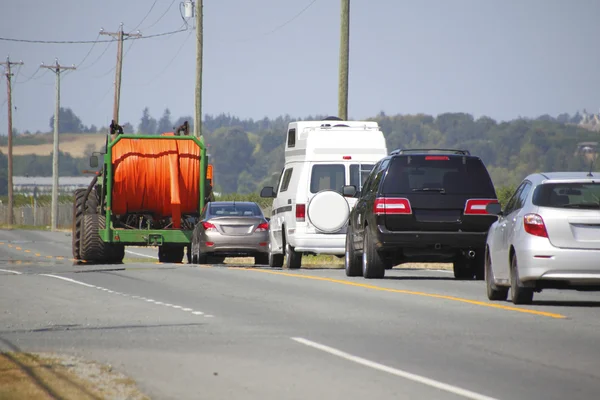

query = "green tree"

[
  {"left": 157, "top": 108, "right": 173, "bottom": 134},
  {"left": 49, "top": 107, "right": 84, "bottom": 133},
  {"left": 138, "top": 107, "right": 157, "bottom": 134}
]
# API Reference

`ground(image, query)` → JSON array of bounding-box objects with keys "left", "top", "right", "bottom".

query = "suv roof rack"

[{"left": 389, "top": 148, "right": 471, "bottom": 156}]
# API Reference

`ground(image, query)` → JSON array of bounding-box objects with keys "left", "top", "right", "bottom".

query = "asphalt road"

[{"left": 1, "top": 229, "right": 600, "bottom": 400}]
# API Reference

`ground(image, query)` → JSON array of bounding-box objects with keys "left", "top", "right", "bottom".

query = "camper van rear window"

[
  {"left": 287, "top": 129, "right": 296, "bottom": 148},
  {"left": 311, "top": 164, "right": 345, "bottom": 193}
]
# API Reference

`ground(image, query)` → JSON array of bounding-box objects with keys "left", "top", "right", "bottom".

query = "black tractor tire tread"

[{"left": 80, "top": 214, "right": 111, "bottom": 263}]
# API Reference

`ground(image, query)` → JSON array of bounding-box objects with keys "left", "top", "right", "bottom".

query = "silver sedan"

[
  {"left": 190, "top": 201, "right": 270, "bottom": 265},
  {"left": 485, "top": 172, "right": 600, "bottom": 304}
]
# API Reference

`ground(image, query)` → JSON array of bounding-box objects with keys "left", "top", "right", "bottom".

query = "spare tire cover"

[{"left": 307, "top": 190, "right": 350, "bottom": 233}]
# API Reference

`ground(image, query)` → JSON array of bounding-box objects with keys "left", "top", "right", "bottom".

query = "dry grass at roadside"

[
  {"left": 0, "top": 352, "right": 148, "bottom": 400},
  {"left": 221, "top": 254, "right": 453, "bottom": 271}
]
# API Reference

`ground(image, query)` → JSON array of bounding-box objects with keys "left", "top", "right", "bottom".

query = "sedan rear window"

[
  {"left": 533, "top": 183, "right": 600, "bottom": 209},
  {"left": 209, "top": 203, "right": 263, "bottom": 216},
  {"left": 381, "top": 156, "right": 496, "bottom": 196}
]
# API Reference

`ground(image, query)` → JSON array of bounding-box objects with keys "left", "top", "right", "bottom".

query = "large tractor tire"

[
  {"left": 72, "top": 189, "right": 86, "bottom": 259},
  {"left": 80, "top": 214, "right": 111, "bottom": 264}
]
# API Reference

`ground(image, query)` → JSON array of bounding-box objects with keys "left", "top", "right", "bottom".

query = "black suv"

[{"left": 343, "top": 149, "right": 498, "bottom": 280}]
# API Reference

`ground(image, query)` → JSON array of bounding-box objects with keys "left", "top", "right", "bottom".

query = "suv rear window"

[
  {"left": 533, "top": 182, "right": 600, "bottom": 209},
  {"left": 381, "top": 155, "right": 496, "bottom": 196}
]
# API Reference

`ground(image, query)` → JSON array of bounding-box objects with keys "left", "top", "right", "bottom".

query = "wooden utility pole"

[
  {"left": 1, "top": 56, "right": 24, "bottom": 226},
  {"left": 41, "top": 59, "right": 76, "bottom": 232},
  {"left": 338, "top": 0, "right": 350, "bottom": 120},
  {"left": 194, "top": 0, "right": 204, "bottom": 139},
  {"left": 100, "top": 24, "right": 141, "bottom": 125}
]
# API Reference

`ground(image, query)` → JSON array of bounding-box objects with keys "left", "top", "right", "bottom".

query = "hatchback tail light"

[
  {"left": 373, "top": 198, "right": 412, "bottom": 215},
  {"left": 523, "top": 213, "right": 548, "bottom": 238},
  {"left": 255, "top": 222, "right": 269, "bottom": 232},
  {"left": 202, "top": 221, "right": 217, "bottom": 231},
  {"left": 464, "top": 199, "right": 498, "bottom": 215},
  {"left": 296, "top": 204, "right": 306, "bottom": 222}
]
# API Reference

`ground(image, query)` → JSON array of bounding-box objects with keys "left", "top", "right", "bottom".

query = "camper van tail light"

[
  {"left": 296, "top": 204, "right": 306, "bottom": 222},
  {"left": 343, "top": 156, "right": 352, "bottom": 160},
  {"left": 464, "top": 199, "right": 498, "bottom": 215},
  {"left": 374, "top": 198, "right": 412, "bottom": 215}
]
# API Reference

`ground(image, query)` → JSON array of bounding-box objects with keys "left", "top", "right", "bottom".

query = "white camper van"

[{"left": 260, "top": 117, "right": 388, "bottom": 269}]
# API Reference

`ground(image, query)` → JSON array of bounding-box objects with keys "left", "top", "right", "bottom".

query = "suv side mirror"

[
  {"left": 89, "top": 155, "right": 98, "bottom": 168},
  {"left": 260, "top": 186, "right": 275, "bottom": 198},
  {"left": 342, "top": 185, "right": 357, "bottom": 197},
  {"left": 486, "top": 202, "right": 502, "bottom": 215}
]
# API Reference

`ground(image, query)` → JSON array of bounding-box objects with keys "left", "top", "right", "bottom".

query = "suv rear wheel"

[{"left": 362, "top": 229, "right": 385, "bottom": 279}]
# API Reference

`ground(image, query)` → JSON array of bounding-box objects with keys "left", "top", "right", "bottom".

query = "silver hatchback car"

[
  {"left": 485, "top": 172, "right": 600, "bottom": 304},
  {"left": 190, "top": 201, "right": 270, "bottom": 265}
]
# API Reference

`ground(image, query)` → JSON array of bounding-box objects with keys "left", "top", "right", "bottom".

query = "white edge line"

[
  {"left": 125, "top": 250, "right": 159, "bottom": 260},
  {"left": 41, "top": 274, "right": 96, "bottom": 288},
  {"left": 291, "top": 337, "right": 498, "bottom": 400},
  {"left": 0, "top": 268, "right": 22, "bottom": 275}
]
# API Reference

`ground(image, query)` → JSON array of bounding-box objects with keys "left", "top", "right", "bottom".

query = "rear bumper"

[
  {"left": 516, "top": 241, "right": 600, "bottom": 285},
  {"left": 289, "top": 231, "right": 346, "bottom": 255},
  {"left": 376, "top": 226, "right": 488, "bottom": 249},
  {"left": 198, "top": 232, "right": 269, "bottom": 256}
]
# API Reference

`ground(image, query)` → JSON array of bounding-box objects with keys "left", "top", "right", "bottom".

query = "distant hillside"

[{"left": 0, "top": 133, "right": 105, "bottom": 158}]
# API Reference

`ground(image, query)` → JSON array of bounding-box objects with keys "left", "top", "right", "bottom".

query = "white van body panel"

[{"left": 268, "top": 119, "right": 388, "bottom": 256}]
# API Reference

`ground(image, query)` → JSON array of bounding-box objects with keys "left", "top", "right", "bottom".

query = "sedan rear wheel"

[
  {"left": 510, "top": 255, "right": 534, "bottom": 305},
  {"left": 485, "top": 248, "right": 508, "bottom": 301}
]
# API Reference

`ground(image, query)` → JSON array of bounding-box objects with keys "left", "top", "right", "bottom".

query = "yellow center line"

[
  {"left": 15, "top": 247, "right": 21, "bottom": 250},
  {"left": 24, "top": 250, "right": 30, "bottom": 253},
  {"left": 55, "top": 256, "right": 64, "bottom": 260},
  {"left": 35, "top": 253, "right": 41, "bottom": 257},
  {"left": 230, "top": 267, "right": 567, "bottom": 319}
]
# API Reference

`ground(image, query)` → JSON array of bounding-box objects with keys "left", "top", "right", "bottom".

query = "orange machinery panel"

[{"left": 111, "top": 135, "right": 201, "bottom": 228}]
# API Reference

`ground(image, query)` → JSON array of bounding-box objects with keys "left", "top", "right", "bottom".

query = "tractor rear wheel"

[
  {"left": 72, "top": 189, "right": 86, "bottom": 259},
  {"left": 80, "top": 214, "right": 111, "bottom": 264}
]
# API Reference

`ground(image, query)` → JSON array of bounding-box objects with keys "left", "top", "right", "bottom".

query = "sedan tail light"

[
  {"left": 255, "top": 222, "right": 269, "bottom": 232},
  {"left": 523, "top": 213, "right": 548, "bottom": 238},
  {"left": 373, "top": 198, "right": 412, "bottom": 215},
  {"left": 201, "top": 221, "right": 217, "bottom": 231},
  {"left": 464, "top": 199, "right": 499, "bottom": 215}
]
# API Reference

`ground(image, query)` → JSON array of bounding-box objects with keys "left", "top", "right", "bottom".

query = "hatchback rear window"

[
  {"left": 381, "top": 155, "right": 496, "bottom": 195},
  {"left": 532, "top": 182, "right": 600, "bottom": 209}
]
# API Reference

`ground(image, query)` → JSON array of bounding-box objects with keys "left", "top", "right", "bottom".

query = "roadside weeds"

[{"left": 0, "top": 352, "right": 148, "bottom": 400}]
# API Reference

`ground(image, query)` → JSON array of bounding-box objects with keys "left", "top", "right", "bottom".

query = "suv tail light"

[
  {"left": 255, "top": 222, "right": 269, "bottom": 232},
  {"left": 296, "top": 203, "right": 306, "bottom": 222},
  {"left": 202, "top": 221, "right": 217, "bottom": 231},
  {"left": 464, "top": 199, "right": 498, "bottom": 215},
  {"left": 374, "top": 198, "right": 412, "bottom": 215},
  {"left": 523, "top": 214, "right": 548, "bottom": 238}
]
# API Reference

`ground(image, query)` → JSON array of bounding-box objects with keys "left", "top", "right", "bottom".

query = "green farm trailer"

[{"left": 72, "top": 122, "right": 213, "bottom": 264}]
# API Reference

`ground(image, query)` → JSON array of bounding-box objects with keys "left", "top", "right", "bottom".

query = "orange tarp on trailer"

[{"left": 111, "top": 135, "right": 201, "bottom": 228}]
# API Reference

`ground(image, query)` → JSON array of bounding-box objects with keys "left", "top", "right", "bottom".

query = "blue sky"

[{"left": 1, "top": 0, "right": 599, "bottom": 133}]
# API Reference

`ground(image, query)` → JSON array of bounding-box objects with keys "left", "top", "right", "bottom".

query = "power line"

[
  {"left": 0, "top": 37, "right": 114, "bottom": 44},
  {"left": 141, "top": 0, "right": 177, "bottom": 31},
  {"left": 74, "top": 33, "right": 102, "bottom": 69},
  {"left": 131, "top": 0, "right": 159, "bottom": 32},
  {"left": 264, "top": 0, "right": 319, "bottom": 35},
  {"left": 77, "top": 40, "right": 115, "bottom": 72},
  {"left": 0, "top": 26, "right": 187, "bottom": 45}
]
